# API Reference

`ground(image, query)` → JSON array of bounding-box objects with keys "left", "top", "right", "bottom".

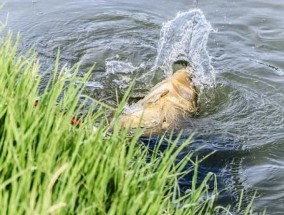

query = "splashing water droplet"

[
  {"left": 102, "top": 9, "right": 215, "bottom": 92},
  {"left": 153, "top": 9, "right": 215, "bottom": 87}
]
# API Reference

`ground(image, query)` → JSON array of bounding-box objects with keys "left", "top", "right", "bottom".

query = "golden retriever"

[{"left": 119, "top": 64, "right": 198, "bottom": 136}]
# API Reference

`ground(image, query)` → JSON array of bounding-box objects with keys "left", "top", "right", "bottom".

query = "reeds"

[{"left": 0, "top": 31, "right": 255, "bottom": 214}]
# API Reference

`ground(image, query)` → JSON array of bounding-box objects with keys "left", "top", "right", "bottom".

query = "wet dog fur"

[{"left": 119, "top": 62, "right": 198, "bottom": 136}]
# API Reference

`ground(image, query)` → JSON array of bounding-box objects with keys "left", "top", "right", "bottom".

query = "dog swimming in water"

[{"left": 119, "top": 61, "right": 198, "bottom": 136}]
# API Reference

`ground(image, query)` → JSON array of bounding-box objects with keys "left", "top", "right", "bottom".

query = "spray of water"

[
  {"left": 153, "top": 9, "right": 215, "bottom": 87},
  {"left": 104, "top": 9, "right": 215, "bottom": 90},
  {"left": 105, "top": 60, "right": 140, "bottom": 88}
]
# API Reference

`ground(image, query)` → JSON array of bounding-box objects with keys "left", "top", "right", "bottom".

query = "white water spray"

[
  {"left": 153, "top": 9, "right": 215, "bottom": 86},
  {"left": 104, "top": 9, "right": 215, "bottom": 89}
]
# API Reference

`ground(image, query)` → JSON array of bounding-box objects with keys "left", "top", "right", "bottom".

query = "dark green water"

[{"left": 1, "top": 0, "right": 284, "bottom": 213}]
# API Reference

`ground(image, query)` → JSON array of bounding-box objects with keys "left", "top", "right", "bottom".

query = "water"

[{"left": 1, "top": 0, "right": 284, "bottom": 213}]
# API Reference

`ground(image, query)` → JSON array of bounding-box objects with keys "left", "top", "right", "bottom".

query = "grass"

[{"left": 0, "top": 30, "right": 256, "bottom": 214}]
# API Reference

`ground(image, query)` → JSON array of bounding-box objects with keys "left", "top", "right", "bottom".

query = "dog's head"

[
  {"left": 172, "top": 69, "right": 193, "bottom": 86},
  {"left": 172, "top": 59, "right": 194, "bottom": 80},
  {"left": 170, "top": 63, "right": 198, "bottom": 116}
]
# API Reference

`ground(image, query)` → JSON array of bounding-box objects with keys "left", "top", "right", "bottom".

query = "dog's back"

[{"left": 119, "top": 65, "right": 198, "bottom": 135}]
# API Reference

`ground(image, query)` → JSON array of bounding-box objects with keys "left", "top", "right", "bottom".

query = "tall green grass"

[{"left": 0, "top": 31, "right": 256, "bottom": 214}]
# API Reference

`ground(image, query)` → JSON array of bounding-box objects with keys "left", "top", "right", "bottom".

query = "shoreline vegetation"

[{"left": 0, "top": 30, "right": 256, "bottom": 214}]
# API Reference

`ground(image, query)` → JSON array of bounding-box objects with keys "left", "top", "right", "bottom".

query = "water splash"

[
  {"left": 106, "top": 60, "right": 138, "bottom": 75},
  {"left": 153, "top": 9, "right": 215, "bottom": 87},
  {"left": 104, "top": 9, "right": 215, "bottom": 90},
  {"left": 105, "top": 60, "right": 142, "bottom": 89}
]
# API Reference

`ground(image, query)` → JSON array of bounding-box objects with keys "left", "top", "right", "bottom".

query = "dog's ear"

[
  {"left": 187, "top": 71, "right": 194, "bottom": 80},
  {"left": 139, "top": 88, "right": 169, "bottom": 104}
]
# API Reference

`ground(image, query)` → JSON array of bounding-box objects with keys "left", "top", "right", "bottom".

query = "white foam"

[{"left": 105, "top": 60, "right": 138, "bottom": 74}]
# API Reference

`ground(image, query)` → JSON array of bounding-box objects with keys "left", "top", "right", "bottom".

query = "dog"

[{"left": 119, "top": 62, "right": 198, "bottom": 136}]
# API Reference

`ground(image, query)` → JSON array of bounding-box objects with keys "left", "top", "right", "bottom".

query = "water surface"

[{"left": 1, "top": 0, "right": 284, "bottom": 213}]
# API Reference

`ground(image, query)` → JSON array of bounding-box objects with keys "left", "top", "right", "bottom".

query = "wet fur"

[{"left": 119, "top": 67, "right": 198, "bottom": 135}]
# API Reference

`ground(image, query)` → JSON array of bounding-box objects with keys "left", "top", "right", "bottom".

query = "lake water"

[{"left": 1, "top": 0, "right": 284, "bottom": 214}]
